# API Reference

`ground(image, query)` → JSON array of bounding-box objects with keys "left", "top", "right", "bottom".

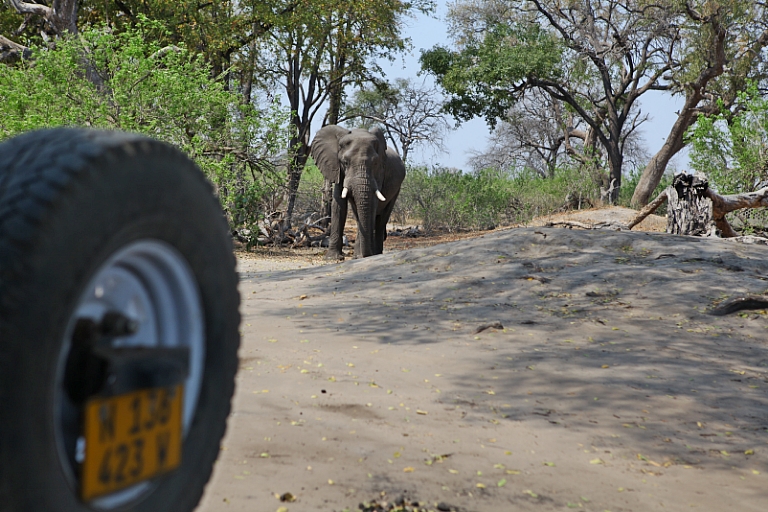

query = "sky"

[{"left": 374, "top": 1, "right": 691, "bottom": 171}]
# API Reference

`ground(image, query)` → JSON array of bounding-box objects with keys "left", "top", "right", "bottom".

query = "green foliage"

[
  {"left": 294, "top": 159, "right": 326, "bottom": 220},
  {"left": 688, "top": 84, "right": 768, "bottom": 194},
  {"left": 420, "top": 22, "right": 562, "bottom": 127},
  {"left": 619, "top": 168, "right": 673, "bottom": 214},
  {"left": 0, "top": 18, "right": 291, "bottom": 231},
  {"left": 395, "top": 166, "right": 507, "bottom": 231},
  {"left": 395, "top": 164, "right": 594, "bottom": 232},
  {"left": 503, "top": 166, "right": 597, "bottom": 223}
]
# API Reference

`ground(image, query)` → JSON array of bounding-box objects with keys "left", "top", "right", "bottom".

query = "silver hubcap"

[{"left": 54, "top": 240, "right": 205, "bottom": 509}]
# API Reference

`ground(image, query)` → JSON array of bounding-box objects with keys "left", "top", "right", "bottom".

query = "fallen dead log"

[
  {"left": 627, "top": 172, "right": 768, "bottom": 237},
  {"left": 474, "top": 321, "right": 504, "bottom": 334},
  {"left": 545, "top": 220, "right": 626, "bottom": 230},
  {"left": 709, "top": 296, "right": 768, "bottom": 316}
]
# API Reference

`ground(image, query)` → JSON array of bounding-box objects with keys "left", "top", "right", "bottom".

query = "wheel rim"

[{"left": 54, "top": 239, "right": 205, "bottom": 509}]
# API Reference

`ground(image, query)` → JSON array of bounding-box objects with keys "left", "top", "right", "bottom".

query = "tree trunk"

[
  {"left": 627, "top": 172, "right": 768, "bottom": 237},
  {"left": 630, "top": 11, "right": 729, "bottom": 207},
  {"left": 666, "top": 172, "right": 715, "bottom": 236},
  {"left": 0, "top": 35, "right": 30, "bottom": 62},
  {"left": 283, "top": 146, "right": 309, "bottom": 230}
]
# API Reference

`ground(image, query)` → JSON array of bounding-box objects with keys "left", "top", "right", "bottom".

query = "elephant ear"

[
  {"left": 369, "top": 126, "right": 388, "bottom": 162},
  {"left": 310, "top": 125, "right": 351, "bottom": 183}
]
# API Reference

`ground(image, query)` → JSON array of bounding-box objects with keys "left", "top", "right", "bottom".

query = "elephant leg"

[
  {"left": 325, "top": 183, "right": 347, "bottom": 260},
  {"left": 373, "top": 193, "right": 399, "bottom": 255}
]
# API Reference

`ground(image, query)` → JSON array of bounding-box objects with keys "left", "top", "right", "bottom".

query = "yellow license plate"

[{"left": 81, "top": 385, "right": 184, "bottom": 501}]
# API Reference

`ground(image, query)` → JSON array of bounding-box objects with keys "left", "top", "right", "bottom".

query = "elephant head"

[{"left": 311, "top": 125, "right": 405, "bottom": 259}]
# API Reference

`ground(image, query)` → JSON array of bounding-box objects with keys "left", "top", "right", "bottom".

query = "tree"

[
  {"left": 0, "top": 1, "right": 301, "bottom": 97},
  {"left": 688, "top": 84, "right": 768, "bottom": 194},
  {"left": 423, "top": 0, "right": 678, "bottom": 203},
  {"left": 0, "top": 1, "right": 79, "bottom": 63},
  {"left": 0, "top": 20, "right": 291, "bottom": 230},
  {"left": 254, "top": 0, "right": 433, "bottom": 228},
  {"left": 344, "top": 78, "right": 451, "bottom": 163},
  {"left": 630, "top": 1, "right": 768, "bottom": 206}
]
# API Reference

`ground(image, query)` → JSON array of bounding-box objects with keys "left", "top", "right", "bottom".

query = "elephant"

[{"left": 310, "top": 125, "right": 406, "bottom": 259}]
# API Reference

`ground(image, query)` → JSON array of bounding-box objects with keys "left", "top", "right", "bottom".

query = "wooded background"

[{"left": 1, "top": 1, "right": 767, "bottom": 239}]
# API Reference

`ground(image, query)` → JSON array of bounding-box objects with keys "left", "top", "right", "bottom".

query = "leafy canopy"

[
  {"left": 688, "top": 84, "right": 768, "bottom": 194},
  {"left": 420, "top": 22, "right": 562, "bottom": 127},
  {"left": 0, "top": 17, "right": 291, "bottom": 229}
]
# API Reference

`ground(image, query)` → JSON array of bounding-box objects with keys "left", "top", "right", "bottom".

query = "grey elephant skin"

[{"left": 310, "top": 125, "right": 406, "bottom": 259}]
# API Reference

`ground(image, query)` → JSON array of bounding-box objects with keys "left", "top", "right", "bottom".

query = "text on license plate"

[{"left": 81, "top": 385, "right": 183, "bottom": 501}]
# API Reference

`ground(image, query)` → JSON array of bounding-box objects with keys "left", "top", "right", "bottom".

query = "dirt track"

[{"left": 198, "top": 226, "right": 768, "bottom": 511}]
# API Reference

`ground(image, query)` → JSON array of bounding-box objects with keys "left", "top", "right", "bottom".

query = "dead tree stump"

[
  {"left": 628, "top": 172, "right": 768, "bottom": 237},
  {"left": 666, "top": 172, "right": 715, "bottom": 236}
]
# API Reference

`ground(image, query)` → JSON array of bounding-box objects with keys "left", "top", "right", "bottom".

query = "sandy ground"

[{"left": 197, "top": 217, "right": 768, "bottom": 512}]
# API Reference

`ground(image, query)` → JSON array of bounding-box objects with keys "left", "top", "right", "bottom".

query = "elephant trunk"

[{"left": 344, "top": 174, "right": 378, "bottom": 258}]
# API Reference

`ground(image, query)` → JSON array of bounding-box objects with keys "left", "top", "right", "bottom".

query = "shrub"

[
  {"left": 0, "top": 17, "right": 291, "bottom": 232},
  {"left": 395, "top": 164, "right": 598, "bottom": 232}
]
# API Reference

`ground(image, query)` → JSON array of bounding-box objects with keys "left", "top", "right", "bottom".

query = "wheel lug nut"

[{"left": 100, "top": 311, "right": 138, "bottom": 337}]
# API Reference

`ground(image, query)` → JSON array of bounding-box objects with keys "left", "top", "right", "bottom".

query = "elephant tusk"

[
  {"left": 376, "top": 190, "right": 386, "bottom": 202},
  {"left": 341, "top": 187, "right": 348, "bottom": 199}
]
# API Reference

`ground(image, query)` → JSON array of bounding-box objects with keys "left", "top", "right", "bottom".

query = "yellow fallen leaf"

[
  {"left": 589, "top": 458, "right": 604, "bottom": 465},
  {"left": 403, "top": 467, "right": 415, "bottom": 473},
  {"left": 328, "top": 480, "right": 334, "bottom": 485},
  {"left": 476, "top": 483, "right": 486, "bottom": 489},
  {"left": 752, "top": 470, "right": 760, "bottom": 475},
  {"left": 260, "top": 453, "right": 270, "bottom": 458},
  {"left": 485, "top": 390, "right": 495, "bottom": 395},
  {"left": 506, "top": 470, "right": 521, "bottom": 475},
  {"left": 416, "top": 410, "right": 428, "bottom": 415},
  {"left": 299, "top": 294, "right": 307, "bottom": 300},
  {"left": 277, "top": 508, "right": 288, "bottom": 512},
  {"left": 745, "top": 449, "right": 755, "bottom": 455},
  {"left": 448, "top": 469, "right": 459, "bottom": 474},
  {"left": 300, "top": 369, "right": 309, "bottom": 374},
  {"left": 543, "top": 462, "right": 555, "bottom": 467}
]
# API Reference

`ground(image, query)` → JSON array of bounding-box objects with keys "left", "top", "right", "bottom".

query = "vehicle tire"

[{"left": 0, "top": 128, "right": 240, "bottom": 511}]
